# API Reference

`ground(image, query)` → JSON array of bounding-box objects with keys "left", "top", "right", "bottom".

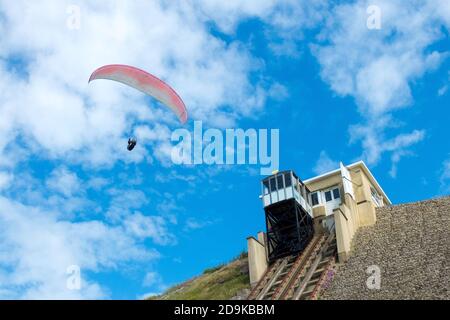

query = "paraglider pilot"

[{"left": 127, "top": 138, "right": 137, "bottom": 151}]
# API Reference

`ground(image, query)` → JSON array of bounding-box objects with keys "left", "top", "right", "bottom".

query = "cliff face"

[{"left": 323, "top": 196, "right": 450, "bottom": 300}]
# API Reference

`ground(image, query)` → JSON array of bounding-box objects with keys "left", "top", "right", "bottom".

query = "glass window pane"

[
  {"left": 325, "top": 191, "right": 332, "bottom": 202},
  {"left": 284, "top": 173, "right": 292, "bottom": 187},
  {"left": 311, "top": 192, "right": 319, "bottom": 206},
  {"left": 333, "top": 188, "right": 340, "bottom": 199},
  {"left": 370, "top": 187, "right": 377, "bottom": 197},
  {"left": 263, "top": 180, "right": 270, "bottom": 195},
  {"left": 269, "top": 178, "right": 277, "bottom": 192},
  {"left": 277, "top": 175, "right": 284, "bottom": 190}
]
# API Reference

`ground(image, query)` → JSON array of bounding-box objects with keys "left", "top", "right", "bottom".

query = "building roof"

[{"left": 303, "top": 160, "right": 392, "bottom": 205}]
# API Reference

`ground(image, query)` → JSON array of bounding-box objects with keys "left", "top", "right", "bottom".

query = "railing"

[
  {"left": 297, "top": 192, "right": 313, "bottom": 216},
  {"left": 292, "top": 224, "right": 336, "bottom": 300},
  {"left": 372, "top": 194, "right": 384, "bottom": 207},
  {"left": 310, "top": 257, "right": 336, "bottom": 300},
  {"left": 303, "top": 198, "right": 313, "bottom": 216},
  {"left": 247, "top": 259, "right": 283, "bottom": 300},
  {"left": 263, "top": 188, "right": 313, "bottom": 216}
]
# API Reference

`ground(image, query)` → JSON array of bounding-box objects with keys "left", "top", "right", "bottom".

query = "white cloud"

[
  {"left": 0, "top": 196, "right": 158, "bottom": 299},
  {"left": 195, "top": 0, "right": 277, "bottom": 33},
  {"left": 0, "top": 0, "right": 273, "bottom": 168},
  {"left": 184, "top": 217, "right": 215, "bottom": 232},
  {"left": 268, "top": 82, "right": 290, "bottom": 101},
  {"left": 142, "top": 271, "right": 163, "bottom": 287},
  {"left": 86, "top": 177, "right": 110, "bottom": 191},
  {"left": 2, "top": 171, "right": 93, "bottom": 219},
  {"left": 155, "top": 170, "right": 197, "bottom": 186},
  {"left": 46, "top": 167, "right": 82, "bottom": 197},
  {"left": 0, "top": 172, "right": 13, "bottom": 190},
  {"left": 313, "top": 151, "right": 338, "bottom": 176},
  {"left": 438, "top": 71, "right": 450, "bottom": 96},
  {"left": 105, "top": 188, "right": 148, "bottom": 221},
  {"left": 0, "top": 166, "right": 173, "bottom": 299},
  {"left": 311, "top": 0, "right": 449, "bottom": 172},
  {"left": 438, "top": 84, "right": 448, "bottom": 96},
  {"left": 123, "top": 212, "right": 175, "bottom": 246},
  {"left": 389, "top": 150, "right": 413, "bottom": 178},
  {"left": 383, "top": 130, "right": 426, "bottom": 152},
  {"left": 194, "top": 0, "right": 328, "bottom": 33},
  {"left": 350, "top": 121, "right": 426, "bottom": 166},
  {"left": 194, "top": 0, "right": 329, "bottom": 58},
  {"left": 0, "top": 0, "right": 315, "bottom": 300},
  {"left": 141, "top": 271, "right": 167, "bottom": 298}
]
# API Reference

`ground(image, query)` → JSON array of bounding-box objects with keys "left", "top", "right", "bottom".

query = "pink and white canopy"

[{"left": 89, "top": 64, "right": 187, "bottom": 124}]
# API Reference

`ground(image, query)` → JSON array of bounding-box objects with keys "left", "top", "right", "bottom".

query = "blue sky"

[{"left": 0, "top": 0, "right": 449, "bottom": 299}]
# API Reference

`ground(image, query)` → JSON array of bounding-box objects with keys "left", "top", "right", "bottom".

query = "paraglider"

[
  {"left": 89, "top": 64, "right": 188, "bottom": 124},
  {"left": 127, "top": 137, "right": 137, "bottom": 151}
]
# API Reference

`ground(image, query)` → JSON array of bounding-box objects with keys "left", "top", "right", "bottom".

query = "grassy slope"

[{"left": 148, "top": 254, "right": 251, "bottom": 300}]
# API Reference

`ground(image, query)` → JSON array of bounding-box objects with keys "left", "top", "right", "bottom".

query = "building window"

[
  {"left": 371, "top": 186, "right": 383, "bottom": 207},
  {"left": 293, "top": 179, "right": 299, "bottom": 192},
  {"left": 284, "top": 173, "right": 292, "bottom": 187},
  {"left": 333, "top": 188, "right": 340, "bottom": 199},
  {"left": 311, "top": 192, "right": 319, "bottom": 206},
  {"left": 325, "top": 190, "right": 332, "bottom": 202},
  {"left": 370, "top": 187, "right": 378, "bottom": 198},
  {"left": 270, "top": 177, "right": 277, "bottom": 192},
  {"left": 277, "top": 175, "right": 284, "bottom": 190}
]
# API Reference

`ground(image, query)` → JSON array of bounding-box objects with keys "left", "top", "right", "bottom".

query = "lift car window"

[
  {"left": 277, "top": 175, "right": 284, "bottom": 190},
  {"left": 270, "top": 178, "right": 277, "bottom": 192},
  {"left": 284, "top": 173, "right": 292, "bottom": 187}
]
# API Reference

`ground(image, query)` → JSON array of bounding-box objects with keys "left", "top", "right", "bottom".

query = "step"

[
  {"left": 299, "top": 293, "right": 312, "bottom": 300},
  {"left": 273, "top": 279, "right": 283, "bottom": 286},
  {"left": 271, "top": 282, "right": 281, "bottom": 290},
  {"left": 317, "top": 259, "right": 329, "bottom": 267},
  {"left": 310, "top": 272, "right": 322, "bottom": 281},
  {"left": 312, "top": 267, "right": 325, "bottom": 275},
  {"left": 291, "top": 284, "right": 300, "bottom": 292},
  {"left": 279, "top": 270, "right": 289, "bottom": 276},
  {"left": 285, "top": 259, "right": 295, "bottom": 265},
  {"left": 302, "top": 286, "right": 315, "bottom": 296},
  {"left": 295, "top": 285, "right": 316, "bottom": 301},
  {"left": 294, "top": 275, "right": 305, "bottom": 285}
]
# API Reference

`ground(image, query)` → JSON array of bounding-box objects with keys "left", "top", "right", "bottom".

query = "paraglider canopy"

[
  {"left": 127, "top": 138, "right": 137, "bottom": 151},
  {"left": 89, "top": 64, "right": 188, "bottom": 124}
]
